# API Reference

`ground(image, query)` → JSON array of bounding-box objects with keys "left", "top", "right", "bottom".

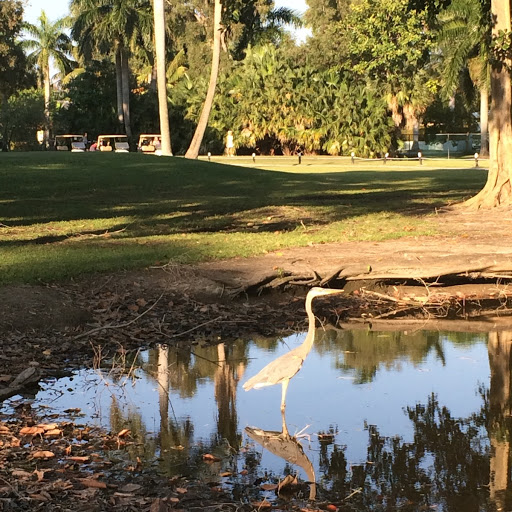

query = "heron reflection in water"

[
  {"left": 243, "top": 287, "right": 343, "bottom": 411},
  {"left": 245, "top": 410, "right": 317, "bottom": 499}
]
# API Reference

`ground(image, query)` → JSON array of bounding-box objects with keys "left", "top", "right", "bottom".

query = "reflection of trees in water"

[
  {"left": 318, "top": 393, "right": 490, "bottom": 510},
  {"left": 214, "top": 343, "right": 241, "bottom": 449},
  {"left": 315, "top": 329, "right": 487, "bottom": 384},
  {"left": 124, "top": 342, "right": 249, "bottom": 476},
  {"left": 100, "top": 328, "right": 512, "bottom": 510},
  {"left": 315, "top": 330, "right": 512, "bottom": 511}
]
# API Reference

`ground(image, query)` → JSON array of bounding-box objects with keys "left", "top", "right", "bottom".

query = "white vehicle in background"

[
  {"left": 97, "top": 135, "right": 130, "bottom": 152},
  {"left": 137, "top": 134, "right": 162, "bottom": 155},
  {"left": 55, "top": 134, "right": 87, "bottom": 152}
]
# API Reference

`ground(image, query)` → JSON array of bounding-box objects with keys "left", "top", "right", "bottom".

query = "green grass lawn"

[{"left": 0, "top": 152, "right": 488, "bottom": 285}]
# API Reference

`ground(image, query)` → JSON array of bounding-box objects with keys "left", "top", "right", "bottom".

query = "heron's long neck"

[{"left": 304, "top": 298, "right": 317, "bottom": 350}]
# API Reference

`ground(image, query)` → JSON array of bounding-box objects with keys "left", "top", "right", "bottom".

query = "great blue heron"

[{"left": 242, "top": 287, "right": 343, "bottom": 411}]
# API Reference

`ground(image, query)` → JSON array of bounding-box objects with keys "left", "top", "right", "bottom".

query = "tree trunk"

[
  {"left": 43, "top": 63, "right": 51, "bottom": 149},
  {"left": 115, "top": 48, "right": 124, "bottom": 127},
  {"left": 185, "top": 0, "right": 222, "bottom": 159},
  {"left": 120, "top": 47, "right": 132, "bottom": 139},
  {"left": 465, "top": 0, "right": 512, "bottom": 208},
  {"left": 488, "top": 331, "right": 512, "bottom": 508},
  {"left": 153, "top": 0, "right": 172, "bottom": 156},
  {"left": 0, "top": 91, "right": 9, "bottom": 150},
  {"left": 479, "top": 86, "right": 489, "bottom": 158},
  {"left": 403, "top": 103, "right": 420, "bottom": 152}
]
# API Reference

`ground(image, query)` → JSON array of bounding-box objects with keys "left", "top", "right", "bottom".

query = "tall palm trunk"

[
  {"left": 185, "top": 0, "right": 222, "bottom": 159},
  {"left": 115, "top": 48, "right": 124, "bottom": 127},
  {"left": 43, "top": 62, "right": 51, "bottom": 148},
  {"left": 153, "top": 0, "right": 172, "bottom": 155},
  {"left": 466, "top": 0, "right": 512, "bottom": 207},
  {"left": 479, "top": 86, "right": 489, "bottom": 157},
  {"left": 120, "top": 47, "right": 132, "bottom": 139}
]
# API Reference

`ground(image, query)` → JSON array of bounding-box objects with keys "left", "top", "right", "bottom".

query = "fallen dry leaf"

[
  {"left": 77, "top": 478, "right": 107, "bottom": 489},
  {"left": 37, "top": 423, "right": 59, "bottom": 431},
  {"left": 29, "top": 492, "right": 51, "bottom": 502},
  {"left": 150, "top": 498, "right": 169, "bottom": 512},
  {"left": 252, "top": 499, "right": 272, "bottom": 509},
  {"left": 32, "top": 450, "right": 55, "bottom": 459},
  {"left": 119, "top": 483, "right": 141, "bottom": 493},
  {"left": 20, "top": 426, "right": 45, "bottom": 436},
  {"left": 117, "top": 428, "right": 130, "bottom": 438},
  {"left": 44, "top": 428, "right": 62, "bottom": 437},
  {"left": 12, "top": 469, "right": 33, "bottom": 479},
  {"left": 66, "top": 456, "right": 90, "bottom": 463},
  {"left": 176, "top": 487, "right": 187, "bottom": 494},
  {"left": 202, "top": 453, "right": 220, "bottom": 462},
  {"left": 34, "top": 469, "right": 47, "bottom": 482},
  {"left": 261, "top": 483, "right": 278, "bottom": 491}
]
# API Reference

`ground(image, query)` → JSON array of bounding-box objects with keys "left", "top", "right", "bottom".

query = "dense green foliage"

[
  {"left": 0, "top": 0, "right": 491, "bottom": 154},
  {"left": 0, "top": 0, "right": 30, "bottom": 99}
]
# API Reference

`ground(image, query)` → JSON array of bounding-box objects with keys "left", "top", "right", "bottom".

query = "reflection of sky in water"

[{"left": 26, "top": 331, "right": 489, "bottom": 480}]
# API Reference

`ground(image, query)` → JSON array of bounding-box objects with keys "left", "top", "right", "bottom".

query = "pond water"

[{"left": 8, "top": 326, "right": 512, "bottom": 510}]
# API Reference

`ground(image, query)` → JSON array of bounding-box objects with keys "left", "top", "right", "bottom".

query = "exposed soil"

[
  {"left": 3, "top": 207, "right": 512, "bottom": 375},
  {"left": 2, "top": 206, "right": 512, "bottom": 510}
]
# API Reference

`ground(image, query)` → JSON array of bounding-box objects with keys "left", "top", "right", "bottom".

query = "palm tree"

[
  {"left": 437, "top": 0, "right": 490, "bottom": 156},
  {"left": 22, "top": 11, "right": 73, "bottom": 148},
  {"left": 184, "top": 1, "right": 301, "bottom": 159},
  {"left": 71, "top": 0, "right": 153, "bottom": 139},
  {"left": 152, "top": 0, "right": 172, "bottom": 155},
  {"left": 185, "top": 0, "right": 222, "bottom": 159}
]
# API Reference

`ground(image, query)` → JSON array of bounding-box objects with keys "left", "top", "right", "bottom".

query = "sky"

[{"left": 23, "top": 0, "right": 309, "bottom": 25}]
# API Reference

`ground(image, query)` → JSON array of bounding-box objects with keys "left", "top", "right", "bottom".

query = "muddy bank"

[{"left": 3, "top": 205, "right": 512, "bottom": 382}]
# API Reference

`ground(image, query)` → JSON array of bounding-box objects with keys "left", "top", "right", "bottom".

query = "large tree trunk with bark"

[
  {"left": 115, "top": 48, "right": 124, "bottom": 127},
  {"left": 153, "top": 0, "right": 172, "bottom": 156},
  {"left": 120, "top": 47, "right": 132, "bottom": 139},
  {"left": 465, "top": 0, "right": 512, "bottom": 208},
  {"left": 43, "top": 63, "right": 51, "bottom": 149},
  {"left": 185, "top": 0, "right": 222, "bottom": 159}
]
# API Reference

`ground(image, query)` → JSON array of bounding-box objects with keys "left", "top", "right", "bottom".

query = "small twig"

[
  {"left": 74, "top": 293, "right": 164, "bottom": 339},
  {"left": 361, "top": 289, "right": 425, "bottom": 306},
  {"left": 344, "top": 487, "right": 363, "bottom": 501},
  {"left": 0, "top": 476, "right": 27, "bottom": 500},
  {"left": 159, "top": 316, "right": 224, "bottom": 339}
]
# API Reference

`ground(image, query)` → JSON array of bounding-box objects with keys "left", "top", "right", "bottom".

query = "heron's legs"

[
  {"left": 281, "top": 408, "right": 289, "bottom": 437},
  {"left": 280, "top": 379, "right": 290, "bottom": 412}
]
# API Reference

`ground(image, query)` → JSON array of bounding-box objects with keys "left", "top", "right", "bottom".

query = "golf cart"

[
  {"left": 55, "top": 134, "right": 87, "bottom": 152},
  {"left": 137, "top": 134, "right": 162, "bottom": 155},
  {"left": 97, "top": 135, "right": 130, "bottom": 152}
]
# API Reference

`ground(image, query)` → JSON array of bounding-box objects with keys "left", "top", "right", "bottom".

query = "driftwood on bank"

[
  {"left": 219, "top": 258, "right": 512, "bottom": 321},
  {"left": 0, "top": 367, "right": 42, "bottom": 401}
]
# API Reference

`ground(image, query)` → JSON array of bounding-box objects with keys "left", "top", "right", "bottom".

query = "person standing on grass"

[{"left": 226, "top": 130, "right": 235, "bottom": 157}]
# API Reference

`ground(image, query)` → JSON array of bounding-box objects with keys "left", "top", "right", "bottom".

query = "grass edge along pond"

[{"left": 0, "top": 153, "right": 487, "bottom": 285}]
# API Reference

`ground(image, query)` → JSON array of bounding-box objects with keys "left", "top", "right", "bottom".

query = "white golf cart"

[
  {"left": 97, "top": 135, "right": 130, "bottom": 152},
  {"left": 137, "top": 134, "right": 162, "bottom": 155},
  {"left": 55, "top": 134, "right": 87, "bottom": 152}
]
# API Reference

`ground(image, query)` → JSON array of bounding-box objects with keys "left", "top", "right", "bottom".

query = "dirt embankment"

[{"left": 2, "top": 206, "right": 512, "bottom": 380}]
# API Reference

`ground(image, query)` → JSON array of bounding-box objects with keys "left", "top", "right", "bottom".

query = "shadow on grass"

[{"left": 1, "top": 153, "right": 486, "bottom": 241}]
